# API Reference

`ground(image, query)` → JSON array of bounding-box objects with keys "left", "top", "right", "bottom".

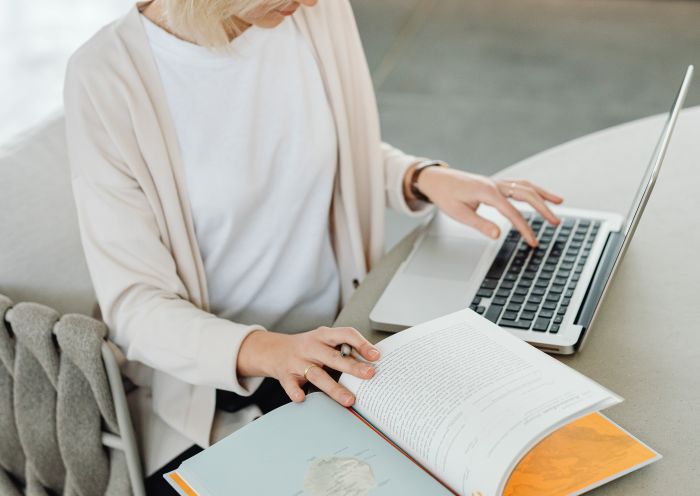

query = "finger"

[
  {"left": 513, "top": 180, "right": 564, "bottom": 204},
  {"left": 319, "top": 327, "right": 380, "bottom": 362},
  {"left": 511, "top": 186, "right": 560, "bottom": 225},
  {"left": 486, "top": 192, "right": 538, "bottom": 246},
  {"left": 313, "top": 342, "right": 376, "bottom": 380},
  {"left": 279, "top": 376, "right": 305, "bottom": 403},
  {"left": 305, "top": 364, "right": 355, "bottom": 407},
  {"left": 444, "top": 202, "right": 501, "bottom": 240}
]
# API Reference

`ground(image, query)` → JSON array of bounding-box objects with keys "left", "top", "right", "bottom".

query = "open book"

[{"left": 166, "top": 309, "right": 660, "bottom": 496}]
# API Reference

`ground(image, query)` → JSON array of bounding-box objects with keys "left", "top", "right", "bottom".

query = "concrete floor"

[
  {"left": 2, "top": 0, "right": 699, "bottom": 247},
  {"left": 350, "top": 0, "right": 700, "bottom": 247}
]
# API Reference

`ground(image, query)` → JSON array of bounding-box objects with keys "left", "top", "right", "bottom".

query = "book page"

[
  {"left": 340, "top": 309, "right": 621, "bottom": 496},
  {"left": 166, "top": 392, "right": 450, "bottom": 496}
]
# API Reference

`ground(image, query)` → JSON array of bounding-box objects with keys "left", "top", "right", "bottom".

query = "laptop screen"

[{"left": 621, "top": 65, "right": 694, "bottom": 240}]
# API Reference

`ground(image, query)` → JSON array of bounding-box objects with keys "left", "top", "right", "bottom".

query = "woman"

[{"left": 64, "top": 0, "right": 563, "bottom": 491}]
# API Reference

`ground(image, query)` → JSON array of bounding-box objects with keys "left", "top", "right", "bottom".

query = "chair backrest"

[
  {"left": 0, "top": 113, "right": 96, "bottom": 316},
  {"left": 0, "top": 293, "right": 144, "bottom": 496}
]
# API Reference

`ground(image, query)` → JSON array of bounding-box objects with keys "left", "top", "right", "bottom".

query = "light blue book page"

[{"left": 167, "top": 392, "right": 450, "bottom": 496}]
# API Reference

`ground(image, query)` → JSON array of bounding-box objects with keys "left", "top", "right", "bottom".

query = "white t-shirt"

[{"left": 141, "top": 15, "right": 340, "bottom": 333}]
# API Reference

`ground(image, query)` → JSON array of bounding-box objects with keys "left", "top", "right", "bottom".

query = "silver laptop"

[{"left": 370, "top": 65, "right": 694, "bottom": 354}]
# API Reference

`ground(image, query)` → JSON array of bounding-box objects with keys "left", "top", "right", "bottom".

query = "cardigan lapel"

[
  {"left": 294, "top": 6, "right": 370, "bottom": 288},
  {"left": 113, "top": 4, "right": 211, "bottom": 311}
]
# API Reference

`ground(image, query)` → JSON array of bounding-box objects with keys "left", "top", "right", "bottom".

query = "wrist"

[
  {"left": 404, "top": 160, "right": 449, "bottom": 204},
  {"left": 237, "top": 329, "right": 282, "bottom": 378}
]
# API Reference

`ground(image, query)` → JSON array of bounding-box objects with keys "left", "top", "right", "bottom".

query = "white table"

[{"left": 334, "top": 106, "right": 700, "bottom": 494}]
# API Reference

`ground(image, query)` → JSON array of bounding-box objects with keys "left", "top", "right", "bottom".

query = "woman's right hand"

[{"left": 236, "top": 327, "right": 380, "bottom": 407}]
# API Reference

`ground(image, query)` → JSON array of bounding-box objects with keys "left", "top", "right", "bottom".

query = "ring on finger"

[
  {"left": 506, "top": 181, "right": 517, "bottom": 198},
  {"left": 303, "top": 363, "right": 320, "bottom": 381}
]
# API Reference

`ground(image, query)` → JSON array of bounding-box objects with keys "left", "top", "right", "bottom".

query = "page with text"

[{"left": 340, "top": 309, "right": 621, "bottom": 496}]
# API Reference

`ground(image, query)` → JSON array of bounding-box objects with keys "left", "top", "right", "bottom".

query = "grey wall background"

[{"left": 350, "top": 0, "right": 700, "bottom": 247}]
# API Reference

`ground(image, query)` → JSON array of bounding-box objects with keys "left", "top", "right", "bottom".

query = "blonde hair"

[{"left": 161, "top": 0, "right": 292, "bottom": 47}]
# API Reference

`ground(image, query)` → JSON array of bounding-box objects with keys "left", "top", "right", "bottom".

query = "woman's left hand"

[{"left": 413, "top": 167, "right": 564, "bottom": 247}]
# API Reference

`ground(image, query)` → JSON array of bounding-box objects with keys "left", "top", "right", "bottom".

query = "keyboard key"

[
  {"left": 500, "top": 319, "right": 531, "bottom": 330},
  {"left": 503, "top": 310, "right": 519, "bottom": 321},
  {"left": 500, "top": 280, "right": 515, "bottom": 290},
  {"left": 531, "top": 287, "right": 546, "bottom": 296},
  {"left": 481, "top": 278, "right": 499, "bottom": 289},
  {"left": 485, "top": 240, "right": 518, "bottom": 279},
  {"left": 496, "top": 288, "right": 511, "bottom": 298},
  {"left": 471, "top": 297, "right": 481, "bottom": 306},
  {"left": 539, "top": 309, "right": 554, "bottom": 319},
  {"left": 514, "top": 287, "right": 529, "bottom": 296},
  {"left": 476, "top": 306, "right": 485, "bottom": 315},
  {"left": 492, "top": 296, "right": 507, "bottom": 306},
  {"left": 544, "top": 293, "right": 560, "bottom": 303},
  {"left": 550, "top": 324, "right": 560, "bottom": 334},
  {"left": 476, "top": 288, "right": 493, "bottom": 298},
  {"left": 510, "top": 295, "right": 525, "bottom": 304},
  {"left": 542, "top": 301, "right": 557, "bottom": 310},
  {"left": 484, "top": 304, "right": 504, "bottom": 323},
  {"left": 524, "top": 303, "right": 540, "bottom": 312},
  {"left": 528, "top": 295, "right": 543, "bottom": 304},
  {"left": 520, "top": 311, "right": 536, "bottom": 321},
  {"left": 533, "top": 318, "right": 551, "bottom": 332},
  {"left": 506, "top": 304, "right": 522, "bottom": 313},
  {"left": 562, "top": 218, "right": 575, "bottom": 227},
  {"left": 554, "top": 315, "right": 563, "bottom": 324},
  {"left": 557, "top": 306, "right": 567, "bottom": 315}
]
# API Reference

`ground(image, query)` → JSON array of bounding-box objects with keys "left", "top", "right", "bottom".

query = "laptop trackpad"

[{"left": 404, "top": 235, "right": 488, "bottom": 282}]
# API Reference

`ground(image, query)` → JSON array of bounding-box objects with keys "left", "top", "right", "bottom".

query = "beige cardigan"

[{"left": 64, "top": 0, "right": 429, "bottom": 470}]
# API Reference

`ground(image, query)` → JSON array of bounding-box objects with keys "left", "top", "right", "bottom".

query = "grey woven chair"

[
  {"left": 1, "top": 115, "right": 145, "bottom": 494},
  {"left": 0, "top": 295, "right": 145, "bottom": 496}
]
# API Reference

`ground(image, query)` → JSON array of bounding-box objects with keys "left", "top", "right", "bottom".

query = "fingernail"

[
  {"left": 491, "top": 228, "right": 499, "bottom": 239},
  {"left": 368, "top": 348, "right": 379, "bottom": 360},
  {"left": 342, "top": 393, "right": 354, "bottom": 405},
  {"left": 364, "top": 366, "right": 374, "bottom": 377}
]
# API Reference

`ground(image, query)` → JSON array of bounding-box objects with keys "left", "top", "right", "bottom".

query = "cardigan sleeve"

[
  {"left": 382, "top": 142, "right": 434, "bottom": 217},
  {"left": 64, "top": 65, "right": 264, "bottom": 397}
]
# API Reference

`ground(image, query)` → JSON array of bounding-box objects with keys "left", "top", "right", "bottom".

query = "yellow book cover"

[{"left": 504, "top": 413, "right": 660, "bottom": 496}]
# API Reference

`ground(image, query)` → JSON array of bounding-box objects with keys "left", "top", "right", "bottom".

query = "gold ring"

[
  {"left": 507, "top": 181, "right": 517, "bottom": 198},
  {"left": 303, "top": 364, "right": 319, "bottom": 381}
]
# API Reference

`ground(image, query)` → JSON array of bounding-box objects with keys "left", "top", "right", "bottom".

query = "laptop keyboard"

[{"left": 469, "top": 214, "right": 600, "bottom": 333}]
